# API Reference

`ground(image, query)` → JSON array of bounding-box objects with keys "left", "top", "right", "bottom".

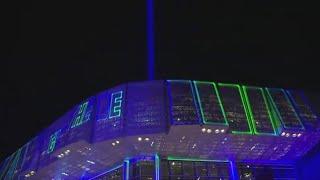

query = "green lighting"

[
  {"left": 242, "top": 86, "right": 277, "bottom": 136},
  {"left": 218, "top": 83, "right": 253, "bottom": 135},
  {"left": 167, "top": 156, "right": 229, "bottom": 163},
  {"left": 109, "top": 91, "right": 123, "bottom": 119},
  {"left": 193, "top": 81, "right": 228, "bottom": 126},
  {"left": 47, "top": 130, "right": 60, "bottom": 154},
  {"left": 264, "top": 91, "right": 282, "bottom": 134},
  {"left": 71, "top": 101, "right": 89, "bottom": 128}
]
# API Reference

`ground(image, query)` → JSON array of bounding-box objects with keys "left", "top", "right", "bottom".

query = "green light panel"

[
  {"left": 71, "top": 101, "right": 89, "bottom": 128},
  {"left": 265, "top": 88, "right": 304, "bottom": 130},
  {"left": 193, "top": 81, "right": 228, "bottom": 125},
  {"left": 242, "top": 86, "right": 277, "bottom": 135},
  {"left": 218, "top": 83, "right": 253, "bottom": 134},
  {"left": 167, "top": 156, "right": 229, "bottom": 163},
  {"left": 47, "top": 130, "right": 60, "bottom": 154}
]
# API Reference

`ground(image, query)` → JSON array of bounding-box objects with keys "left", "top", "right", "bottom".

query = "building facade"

[{"left": 0, "top": 80, "right": 319, "bottom": 179}]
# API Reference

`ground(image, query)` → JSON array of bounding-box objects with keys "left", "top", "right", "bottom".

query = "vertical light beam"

[{"left": 147, "top": 0, "right": 155, "bottom": 80}]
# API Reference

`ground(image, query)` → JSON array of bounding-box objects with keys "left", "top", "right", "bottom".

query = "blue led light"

[
  {"left": 124, "top": 159, "right": 130, "bottom": 180},
  {"left": 109, "top": 91, "right": 123, "bottom": 119},
  {"left": 155, "top": 154, "right": 160, "bottom": 180},
  {"left": 147, "top": 0, "right": 155, "bottom": 80},
  {"left": 88, "top": 164, "right": 123, "bottom": 180},
  {"left": 230, "top": 160, "right": 239, "bottom": 180}
]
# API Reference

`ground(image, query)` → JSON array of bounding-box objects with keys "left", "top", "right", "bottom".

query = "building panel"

[
  {"left": 67, "top": 96, "right": 95, "bottom": 144},
  {"left": 218, "top": 83, "right": 252, "bottom": 134},
  {"left": 194, "top": 81, "right": 227, "bottom": 125},
  {"left": 167, "top": 80, "right": 200, "bottom": 125},
  {"left": 237, "top": 163, "right": 297, "bottom": 180},
  {"left": 287, "top": 90, "right": 319, "bottom": 130},
  {"left": 243, "top": 86, "right": 276, "bottom": 135},
  {"left": 90, "top": 165, "right": 123, "bottom": 180},
  {"left": 93, "top": 85, "right": 126, "bottom": 142},
  {"left": 266, "top": 88, "right": 304, "bottom": 130},
  {"left": 125, "top": 80, "right": 168, "bottom": 135},
  {"left": 165, "top": 157, "right": 232, "bottom": 179}
]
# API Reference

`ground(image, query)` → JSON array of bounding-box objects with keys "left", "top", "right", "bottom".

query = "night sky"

[{"left": 2, "top": 1, "right": 319, "bottom": 161}]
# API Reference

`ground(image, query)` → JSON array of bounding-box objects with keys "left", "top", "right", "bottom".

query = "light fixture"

[
  {"left": 207, "top": 129, "right": 212, "bottom": 133},
  {"left": 145, "top": 137, "right": 150, "bottom": 141},
  {"left": 201, "top": 128, "right": 206, "bottom": 132},
  {"left": 138, "top": 137, "right": 142, "bottom": 141},
  {"left": 86, "top": 160, "right": 95, "bottom": 165},
  {"left": 220, "top": 129, "right": 225, "bottom": 133},
  {"left": 215, "top": 129, "right": 220, "bottom": 134},
  {"left": 116, "top": 140, "right": 120, "bottom": 144}
]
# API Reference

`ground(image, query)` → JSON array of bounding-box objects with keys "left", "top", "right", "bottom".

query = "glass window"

[
  {"left": 182, "top": 161, "right": 195, "bottom": 177},
  {"left": 161, "top": 160, "right": 170, "bottom": 179},
  {"left": 169, "top": 161, "right": 183, "bottom": 178},
  {"left": 195, "top": 161, "right": 208, "bottom": 177}
]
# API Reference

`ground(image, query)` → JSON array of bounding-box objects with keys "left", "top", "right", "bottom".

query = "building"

[{"left": 1, "top": 80, "right": 319, "bottom": 179}]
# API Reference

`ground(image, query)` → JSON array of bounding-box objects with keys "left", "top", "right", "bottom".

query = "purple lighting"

[{"left": 1, "top": 80, "right": 319, "bottom": 179}]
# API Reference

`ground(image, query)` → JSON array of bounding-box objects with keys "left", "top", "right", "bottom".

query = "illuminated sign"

[
  {"left": 47, "top": 130, "right": 60, "bottom": 154},
  {"left": 109, "top": 91, "right": 123, "bottom": 118},
  {"left": 71, "top": 101, "right": 89, "bottom": 128}
]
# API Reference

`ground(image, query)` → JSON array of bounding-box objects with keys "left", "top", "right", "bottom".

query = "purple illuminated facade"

[{"left": 1, "top": 80, "right": 319, "bottom": 179}]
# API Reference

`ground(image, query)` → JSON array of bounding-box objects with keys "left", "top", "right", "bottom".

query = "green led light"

[
  {"left": 167, "top": 156, "right": 229, "bottom": 163},
  {"left": 47, "top": 130, "right": 60, "bottom": 154},
  {"left": 193, "top": 81, "right": 228, "bottom": 126},
  {"left": 71, "top": 101, "right": 89, "bottom": 128},
  {"left": 242, "top": 86, "right": 277, "bottom": 136},
  {"left": 264, "top": 91, "right": 282, "bottom": 134},
  {"left": 109, "top": 91, "right": 124, "bottom": 119},
  {"left": 218, "top": 83, "right": 253, "bottom": 135},
  {"left": 261, "top": 88, "right": 279, "bottom": 135}
]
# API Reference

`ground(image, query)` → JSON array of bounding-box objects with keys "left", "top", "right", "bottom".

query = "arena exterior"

[{"left": 1, "top": 80, "right": 320, "bottom": 179}]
